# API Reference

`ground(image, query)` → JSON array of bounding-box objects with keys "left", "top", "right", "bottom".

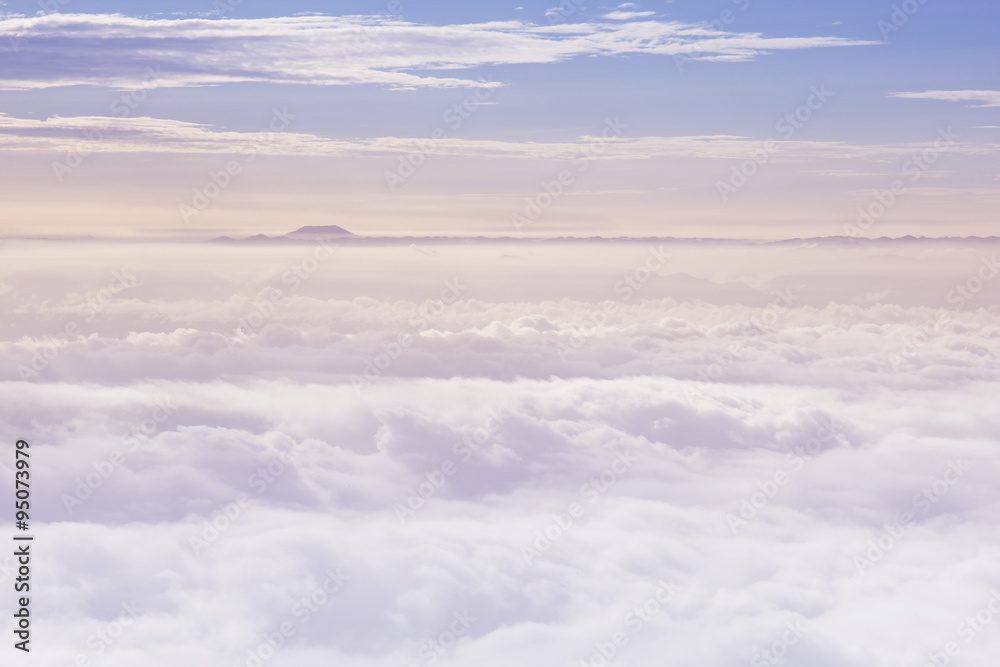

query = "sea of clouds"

[{"left": 0, "top": 239, "right": 998, "bottom": 667}]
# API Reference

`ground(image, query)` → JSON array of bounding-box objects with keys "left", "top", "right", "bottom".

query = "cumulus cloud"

[
  {"left": 0, "top": 13, "right": 877, "bottom": 90},
  {"left": 4, "top": 363, "right": 1000, "bottom": 665}
]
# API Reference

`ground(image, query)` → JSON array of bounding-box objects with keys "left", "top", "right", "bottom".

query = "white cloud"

[
  {"left": 2, "top": 241, "right": 998, "bottom": 664},
  {"left": 0, "top": 13, "right": 877, "bottom": 90},
  {"left": 890, "top": 90, "right": 1000, "bottom": 108},
  {"left": 3, "top": 338, "right": 999, "bottom": 665},
  {"left": 1, "top": 113, "right": 995, "bottom": 162},
  {"left": 602, "top": 10, "right": 656, "bottom": 20}
]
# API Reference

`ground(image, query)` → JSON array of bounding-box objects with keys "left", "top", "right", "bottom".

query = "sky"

[{"left": 0, "top": 0, "right": 997, "bottom": 238}]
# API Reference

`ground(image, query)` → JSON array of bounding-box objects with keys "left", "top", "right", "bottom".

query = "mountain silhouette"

[{"left": 282, "top": 225, "right": 356, "bottom": 239}]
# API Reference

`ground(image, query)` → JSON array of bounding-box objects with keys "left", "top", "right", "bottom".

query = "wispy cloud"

[
  {"left": 0, "top": 113, "right": 993, "bottom": 162},
  {"left": 890, "top": 90, "right": 1000, "bottom": 108},
  {"left": 0, "top": 13, "right": 877, "bottom": 90},
  {"left": 602, "top": 11, "right": 656, "bottom": 20}
]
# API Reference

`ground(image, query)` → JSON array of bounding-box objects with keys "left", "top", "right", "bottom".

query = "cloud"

[
  {"left": 0, "top": 13, "right": 877, "bottom": 90},
  {"left": 1, "top": 113, "right": 995, "bottom": 163},
  {"left": 890, "top": 90, "right": 1000, "bottom": 108},
  {"left": 602, "top": 11, "right": 657, "bottom": 20},
  {"left": 804, "top": 170, "right": 888, "bottom": 178},
  {"left": 1, "top": 240, "right": 999, "bottom": 664},
  {"left": 1, "top": 240, "right": 998, "bottom": 387}
]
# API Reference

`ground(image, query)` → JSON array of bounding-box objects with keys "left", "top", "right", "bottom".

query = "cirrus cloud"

[
  {"left": 0, "top": 112, "right": 994, "bottom": 162},
  {"left": 0, "top": 13, "right": 877, "bottom": 90},
  {"left": 890, "top": 90, "right": 1000, "bottom": 108}
]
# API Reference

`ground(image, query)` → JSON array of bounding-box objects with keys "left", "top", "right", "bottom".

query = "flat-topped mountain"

[{"left": 282, "top": 225, "right": 356, "bottom": 239}]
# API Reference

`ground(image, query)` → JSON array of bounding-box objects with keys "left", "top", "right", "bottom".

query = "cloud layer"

[{"left": 1, "top": 240, "right": 998, "bottom": 664}]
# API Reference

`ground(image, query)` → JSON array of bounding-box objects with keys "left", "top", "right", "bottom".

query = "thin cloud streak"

[
  {"left": 1, "top": 113, "right": 994, "bottom": 161},
  {"left": 890, "top": 90, "right": 1000, "bottom": 108}
]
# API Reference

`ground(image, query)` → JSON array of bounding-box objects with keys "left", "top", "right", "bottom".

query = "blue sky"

[{"left": 0, "top": 0, "right": 996, "bottom": 237}]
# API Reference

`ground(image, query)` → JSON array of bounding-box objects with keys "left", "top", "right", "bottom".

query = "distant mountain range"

[
  {"left": 216, "top": 225, "right": 357, "bottom": 243},
  {"left": 4, "top": 225, "right": 999, "bottom": 245},
  {"left": 206, "top": 227, "right": 1000, "bottom": 246}
]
